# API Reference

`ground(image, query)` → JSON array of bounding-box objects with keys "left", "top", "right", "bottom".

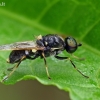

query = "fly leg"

[
  {"left": 71, "top": 54, "right": 85, "bottom": 60},
  {"left": 27, "top": 52, "right": 51, "bottom": 79},
  {"left": 6, "top": 59, "right": 14, "bottom": 71},
  {"left": 42, "top": 52, "right": 51, "bottom": 79},
  {"left": 7, "top": 67, "right": 15, "bottom": 71},
  {"left": 26, "top": 54, "right": 39, "bottom": 60},
  {"left": 2, "top": 56, "right": 26, "bottom": 82},
  {"left": 55, "top": 55, "right": 89, "bottom": 78}
]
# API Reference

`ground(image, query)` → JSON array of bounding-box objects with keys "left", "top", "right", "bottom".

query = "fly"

[{"left": 0, "top": 34, "right": 89, "bottom": 82}]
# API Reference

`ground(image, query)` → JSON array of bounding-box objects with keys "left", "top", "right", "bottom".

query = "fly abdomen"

[{"left": 8, "top": 50, "right": 26, "bottom": 64}]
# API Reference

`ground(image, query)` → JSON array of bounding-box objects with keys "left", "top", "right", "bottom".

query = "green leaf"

[{"left": 0, "top": 0, "right": 100, "bottom": 100}]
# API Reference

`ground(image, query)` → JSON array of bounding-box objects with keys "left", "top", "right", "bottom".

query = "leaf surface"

[{"left": 0, "top": 0, "right": 100, "bottom": 100}]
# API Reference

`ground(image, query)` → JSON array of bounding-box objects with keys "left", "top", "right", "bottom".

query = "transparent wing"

[{"left": 0, "top": 41, "right": 44, "bottom": 50}]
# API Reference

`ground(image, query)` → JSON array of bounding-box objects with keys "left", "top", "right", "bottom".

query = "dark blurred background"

[{"left": 0, "top": 80, "right": 70, "bottom": 100}]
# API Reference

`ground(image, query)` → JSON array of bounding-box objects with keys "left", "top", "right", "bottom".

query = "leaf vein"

[
  {"left": 0, "top": 8, "right": 60, "bottom": 34},
  {"left": 36, "top": 0, "right": 60, "bottom": 22},
  {"left": 80, "top": 18, "right": 100, "bottom": 40}
]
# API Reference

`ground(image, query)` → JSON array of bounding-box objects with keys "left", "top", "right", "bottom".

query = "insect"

[{"left": 1, "top": 34, "right": 89, "bottom": 81}]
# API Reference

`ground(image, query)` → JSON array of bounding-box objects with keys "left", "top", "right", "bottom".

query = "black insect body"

[
  {"left": 8, "top": 50, "right": 26, "bottom": 63},
  {"left": 36, "top": 34, "right": 65, "bottom": 57},
  {"left": 1, "top": 34, "right": 88, "bottom": 81}
]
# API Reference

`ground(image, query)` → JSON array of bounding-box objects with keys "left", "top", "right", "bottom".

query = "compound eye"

[
  {"left": 65, "top": 37, "right": 78, "bottom": 53},
  {"left": 67, "top": 37, "right": 77, "bottom": 47}
]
